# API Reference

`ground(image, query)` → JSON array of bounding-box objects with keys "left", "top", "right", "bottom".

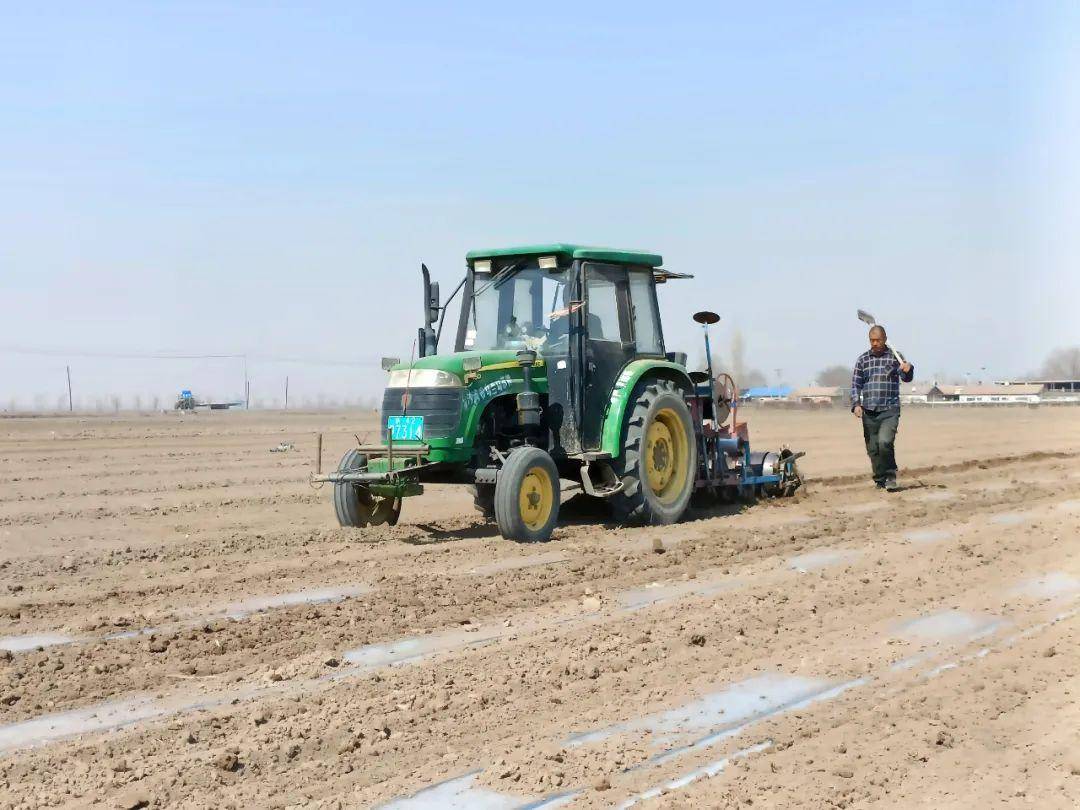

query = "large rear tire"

[
  {"left": 333, "top": 450, "right": 401, "bottom": 528},
  {"left": 610, "top": 378, "right": 697, "bottom": 525},
  {"left": 494, "top": 447, "right": 560, "bottom": 542}
]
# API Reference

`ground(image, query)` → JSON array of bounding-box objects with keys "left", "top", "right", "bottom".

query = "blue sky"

[{"left": 1, "top": 1, "right": 1077, "bottom": 406}]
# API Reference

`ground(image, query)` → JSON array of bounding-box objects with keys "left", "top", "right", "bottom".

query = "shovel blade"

[{"left": 857, "top": 309, "right": 877, "bottom": 325}]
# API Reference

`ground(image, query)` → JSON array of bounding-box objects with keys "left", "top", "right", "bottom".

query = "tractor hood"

[{"left": 386, "top": 350, "right": 540, "bottom": 379}]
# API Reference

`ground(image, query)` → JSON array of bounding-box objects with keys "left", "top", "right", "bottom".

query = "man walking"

[{"left": 851, "top": 325, "right": 914, "bottom": 491}]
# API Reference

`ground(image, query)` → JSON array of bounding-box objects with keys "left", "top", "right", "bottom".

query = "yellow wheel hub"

[
  {"left": 518, "top": 466, "right": 554, "bottom": 531},
  {"left": 644, "top": 407, "right": 690, "bottom": 504}
]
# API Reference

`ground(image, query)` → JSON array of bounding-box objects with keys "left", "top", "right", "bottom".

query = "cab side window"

[
  {"left": 628, "top": 270, "right": 663, "bottom": 355},
  {"left": 584, "top": 267, "right": 631, "bottom": 342}
]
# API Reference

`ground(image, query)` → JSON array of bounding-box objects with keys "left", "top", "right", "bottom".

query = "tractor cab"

[{"left": 450, "top": 244, "right": 685, "bottom": 457}]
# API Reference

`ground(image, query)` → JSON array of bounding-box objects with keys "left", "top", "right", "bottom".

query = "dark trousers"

[{"left": 861, "top": 407, "right": 900, "bottom": 485}]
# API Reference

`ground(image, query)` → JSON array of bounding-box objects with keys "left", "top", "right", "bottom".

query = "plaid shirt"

[{"left": 850, "top": 350, "right": 914, "bottom": 411}]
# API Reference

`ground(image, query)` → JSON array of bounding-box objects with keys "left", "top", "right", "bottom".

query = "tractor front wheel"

[
  {"left": 611, "top": 379, "right": 697, "bottom": 525},
  {"left": 494, "top": 447, "right": 560, "bottom": 542}
]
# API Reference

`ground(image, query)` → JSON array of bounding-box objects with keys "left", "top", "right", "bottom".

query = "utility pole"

[
  {"left": 243, "top": 354, "right": 250, "bottom": 410},
  {"left": 284, "top": 376, "right": 289, "bottom": 410},
  {"left": 66, "top": 366, "right": 73, "bottom": 412}
]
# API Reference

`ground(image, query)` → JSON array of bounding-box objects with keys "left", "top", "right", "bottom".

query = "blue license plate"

[{"left": 387, "top": 415, "right": 424, "bottom": 441}]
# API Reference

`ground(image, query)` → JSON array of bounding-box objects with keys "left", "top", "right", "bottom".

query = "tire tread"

[{"left": 610, "top": 378, "right": 696, "bottom": 526}]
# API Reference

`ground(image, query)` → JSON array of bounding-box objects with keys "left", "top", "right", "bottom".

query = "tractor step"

[{"left": 580, "top": 460, "right": 624, "bottom": 498}]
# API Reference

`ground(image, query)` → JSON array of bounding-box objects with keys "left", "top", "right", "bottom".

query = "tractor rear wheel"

[
  {"left": 611, "top": 378, "right": 697, "bottom": 525},
  {"left": 469, "top": 484, "right": 496, "bottom": 521},
  {"left": 494, "top": 446, "right": 560, "bottom": 542},
  {"left": 333, "top": 450, "right": 402, "bottom": 528}
]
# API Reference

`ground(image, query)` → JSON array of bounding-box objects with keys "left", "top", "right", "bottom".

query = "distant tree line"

[{"left": 1040, "top": 346, "right": 1080, "bottom": 379}]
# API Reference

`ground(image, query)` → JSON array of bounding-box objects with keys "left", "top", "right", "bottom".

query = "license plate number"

[{"left": 387, "top": 415, "right": 424, "bottom": 441}]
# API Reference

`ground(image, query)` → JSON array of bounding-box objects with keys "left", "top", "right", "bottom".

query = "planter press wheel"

[{"left": 333, "top": 449, "right": 402, "bottom": 528}]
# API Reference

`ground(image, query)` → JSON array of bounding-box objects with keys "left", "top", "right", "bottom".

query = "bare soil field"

[{"left": 0, "top": 406, "right": 1078, "bottom": 809}]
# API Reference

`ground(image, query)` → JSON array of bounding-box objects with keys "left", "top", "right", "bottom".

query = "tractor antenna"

[{"left": 403, "top": 337, "right": 417, "bottom": 417}]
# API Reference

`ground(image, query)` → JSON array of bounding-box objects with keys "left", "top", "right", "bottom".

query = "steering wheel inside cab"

[{"left": 503, "top": 318, "right": 549, "bottom": 349}]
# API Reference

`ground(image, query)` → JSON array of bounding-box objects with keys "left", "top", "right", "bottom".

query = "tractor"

[
  {"left": 313, "top": 244, "right": 802, "bottom": 541},
  {"left": 175, "top": 390, "right": 198, "bottom": 411}
]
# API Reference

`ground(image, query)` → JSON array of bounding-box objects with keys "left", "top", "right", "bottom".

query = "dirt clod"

[
  {"left": 112, "top": 788, "right": 151, "bottom": 809},
  {"left": 214, "top": 751, "right": 241, "bottom": 772}
]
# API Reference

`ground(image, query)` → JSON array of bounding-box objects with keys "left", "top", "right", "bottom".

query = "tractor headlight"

[{"left": 386, "top": 368, "right": 463, "bottom": 388}]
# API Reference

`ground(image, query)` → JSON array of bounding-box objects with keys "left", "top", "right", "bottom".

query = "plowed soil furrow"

[{"left": 0, "top": 408, "right": 1078, "bottom": 810}]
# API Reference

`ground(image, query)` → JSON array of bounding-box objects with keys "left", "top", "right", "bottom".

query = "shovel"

[{"left": 857, "top": 309, "right": 907, "bottom": 365}]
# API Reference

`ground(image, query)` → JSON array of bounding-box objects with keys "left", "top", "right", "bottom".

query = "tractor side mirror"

[{"left": 381, "top": 357, "right": 401, "bottom": 371}]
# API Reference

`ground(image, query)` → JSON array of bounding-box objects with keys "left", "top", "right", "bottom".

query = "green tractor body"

[{"left": 320, "top": 244, "right": 801, "bottom": 539}]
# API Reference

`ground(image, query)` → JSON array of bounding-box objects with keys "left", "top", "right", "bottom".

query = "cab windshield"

[{"left": 464, "top": 262, "right": 574, "bottom": 354}]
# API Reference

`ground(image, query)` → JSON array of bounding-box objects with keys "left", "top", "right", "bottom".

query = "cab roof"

[{"left": 465, "top": 243, "right": 663, "bottom": 268}]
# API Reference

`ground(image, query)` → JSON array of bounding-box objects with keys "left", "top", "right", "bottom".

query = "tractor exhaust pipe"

[{"left": 419, "top": 264, "right": 440, "bottom": 358}]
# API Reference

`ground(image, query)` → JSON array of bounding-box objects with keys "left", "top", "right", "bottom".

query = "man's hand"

[
  {"left": 900, "top": 361, "right": 912, "bottom": 375},
  {"left": 853, "top": 405, "right": 863, "bottom": 418},
  {"left": 549, "top": 301, "right": 584, "bottom": 319}
]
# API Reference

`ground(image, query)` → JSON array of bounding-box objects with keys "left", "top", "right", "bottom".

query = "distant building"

[
  {"left": 900, "top": 383, "right": 945, "bottom": 404},
  {"left": 741, "top": 386, "right": 792, "bottom": 402},
  {"left": 938, "top": 384, "right": 1042, "bottom": 404},
  {"left": 790, "top": 386, "right": 846, "bottom": 405},
  {"left": 993, "top": 379, "right": 1080, "bottom": 402}
]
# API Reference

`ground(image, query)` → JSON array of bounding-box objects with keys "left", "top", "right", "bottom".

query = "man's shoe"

[{"left": 884, "top": 476, "right": 899, "bottom": 492}]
